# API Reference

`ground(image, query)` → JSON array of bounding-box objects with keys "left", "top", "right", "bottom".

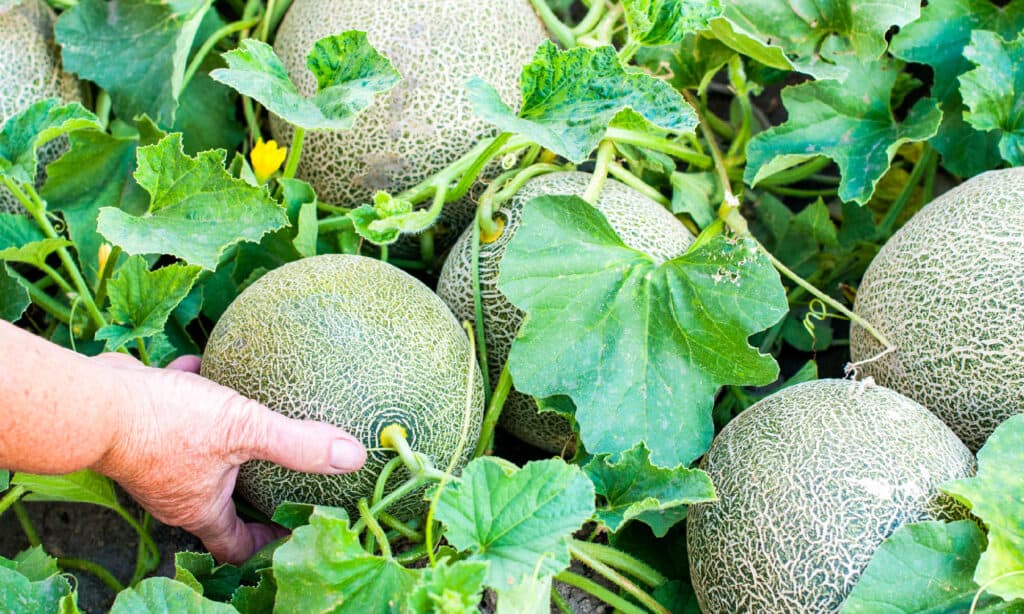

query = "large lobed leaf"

[
  {"left": 960, "top": 31, "right": 1024, "bottom": 166},
  {"left": 0, "top": 100, "right": 100, "bottom": 187},
  {"left": 56, "top": 0, "right": 213, "bottom": 127},
  {"left": 944, "top": 414, "right": 1024, "bottom": 602},
  {"left": 623, "top": 0, "right": 723, "bottom": 47},
  {"left": 109, "top": 577, "right": 235, "bottom": 614},
  {"left": 210, "top": 32, "right": 400, "bottom": 131},
  {"left": 468, "top": 41, "right": 697, "bottom": 163},
  {"left": 435, "top": 457, "right": 595, "bottom": 589},
  {"left": 97, "top": 133, "right": 289, "bottom": 271},
  {"left": 498, "top": 196, "right": 787, "bottom": 467},
  {"left": 406, "top": 560, "right": 488, "bottom": 614},
  {"left": 0, "top": 548, "right": 74, "bottom": 614},
  {"left": 889, "top": 0, "right": 1024, "bottom": 177},
  {"left": 745, "top": 60, "right": 941, "bottom": 205}
]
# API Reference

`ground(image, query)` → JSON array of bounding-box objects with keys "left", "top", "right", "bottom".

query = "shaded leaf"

[
  {"left": 97, "top": 133, "right": 289, "bottom": 270},
  {"left": 469, "top": 42, "right": 697, "bottom": 163},
  {"left": 174, "top": 552, "right": 242, "bottom": 603},
  {"left": 0, "top": 100, "right": 100, "bottom": 186},
  {"left": 498, "top": 197, "right": 787, "bottom": 466},
  {"left": 12, "top": 470, "right": 119, "bottom": 509},
  {"left": 623, "top": 0, "right": 723, "bottom": 47},
  {"left": 0, "top": 554, "right": 73, "bottom": 614},
  {"left": 109, "top": 577, "right": 236, "bottom": 614},
  {"left": 0, "top": 265, "right": 31, "bottom": 322},
  {"left": 435, "top": 457, "right": 595, "bottom": 588},
  {"left": 961, "top": 31, "right": 1024, "bottom": 166},
  {"left": 210, "top": 32, "right": 400, "bottom": 130},
  {"left": 0, "top": 238, "right": 72, "bottom": 268}
]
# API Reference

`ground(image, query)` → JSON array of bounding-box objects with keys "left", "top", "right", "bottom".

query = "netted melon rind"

[
  {"left": 0, "top": 0, "right": 82, "bottom": 213},
  {"left": 436, "top": 171, "right": 694, "bottom": 453},
  {"left": 200, "top": 255, "right": 484, "bottom": 519},
  {"left": 850, "top": 167, "right": 1024, "bottom": 451},
  {"left": 270, "top": 0, "right": 548, "bottom": 244},
  {"left": 686, "top": 379, "right": 975, "bottom": 614}
]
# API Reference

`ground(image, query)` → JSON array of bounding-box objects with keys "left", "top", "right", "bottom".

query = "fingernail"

[{"left": 330, "top": 438, "right": 366, "bottom": 472}]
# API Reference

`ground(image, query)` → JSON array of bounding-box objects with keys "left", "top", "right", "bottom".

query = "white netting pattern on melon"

[
  {"left": 850, "top": 167, "right": 1024, "bottom": 451},
  {"left": 436, "top": 171, "right": 694, "bottom": 452},
  {"left": 270, "top": 0, "right": 548, "bottom": 241},
  {"left": 0, "top": 0, "right": 81, "bottom": 213},
  {"left": 686, "top": 379, "right": 975, "bottom": 614},
  {"left": 200, "top": 255, "right": 484, "bottom": 519}
]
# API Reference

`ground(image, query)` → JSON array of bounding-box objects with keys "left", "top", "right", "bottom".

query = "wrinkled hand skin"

[{"left": 91, "top": 353, "right": 368, "bottom": 564}]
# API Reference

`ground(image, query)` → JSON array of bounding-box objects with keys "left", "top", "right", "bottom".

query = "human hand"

[{"left": 89, "top": 353, "right": 366, "bottom": 564}]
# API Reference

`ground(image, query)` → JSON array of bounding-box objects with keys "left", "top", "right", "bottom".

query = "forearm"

[{"left": 0, "top": 321, "right": 129, "bottom": 474}]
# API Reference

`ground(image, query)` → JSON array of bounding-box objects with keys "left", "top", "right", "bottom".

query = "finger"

[
  {"left": 191, "top": 498, "right": 258, "bottom": 565},
  {"left": 93, "top": 352, "right": 143, "bottom": 368},
  {"left": 246, "top": 522, "right": 289, "bottom": 553},
  {"left": 236, "top": 402, "right": 367, "bottom": 474},
  {"left": 166, "top": 354, "right": 202, "bottom": 373}
]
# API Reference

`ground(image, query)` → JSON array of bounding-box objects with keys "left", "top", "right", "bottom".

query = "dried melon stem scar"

[{"left": 844, "top": 346, "right": 897, "bottom": 380}]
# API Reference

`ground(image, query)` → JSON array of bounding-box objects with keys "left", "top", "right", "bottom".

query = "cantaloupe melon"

[
  {"left": 686, "top": 379, "right": 975, "bottom": 614},
  {"left": 436, "top": 171, "right": 694, "bottom": 453},
  {"left": 200, "top": 254, "right": 484, "bottom": 518},
  {"left": 0, "top": 0, "right": 81, "bottom": 213},
  {"left": 850, "top": 167, "right": 1024, "bottom": 451},
  {"left": 270, "top": 0, "right": 548, "bottom": 243}
]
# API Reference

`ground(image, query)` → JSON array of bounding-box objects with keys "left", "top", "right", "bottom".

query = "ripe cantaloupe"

[
  {"left": 270, "top": 0, "right": 548, "bottom": 242},
  {"left": 200, "top": 255, "right": 484, "bottom": 518},
  {"left": 850, "top": 167, "right": 1024, "bottom": 451},
  {"left": 686, "top": 379, "right": 974, "bottom": 614},
  {"left": 436, "top": 171, "right": 694, "bottom": 453},
  {"left": 0, "top": 0, "right": 81, "bottom": 213}
]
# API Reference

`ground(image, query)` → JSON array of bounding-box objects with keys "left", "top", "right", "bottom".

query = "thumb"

[{"left": 234, "top": 400, "right": 367, "bottom": 474}]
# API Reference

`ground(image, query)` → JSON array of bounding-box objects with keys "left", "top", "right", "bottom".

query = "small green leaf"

[
  {"left": 623, "top": 0, "right": 723, "bottom": 47},
  {"left": 635, "top": 33, "right": 735, "bottom": 92},
  {"left": 468, "top": 42, "right": 697, "bottom": 164},
  {"left": 109, "top": 577, "right": 236, "bottom": 614},
  {"left": 709, "top": 0, "right": 920, "bottom": 80},
  {"left": 0, "top": 100, "right": 100, "bottom": 186},
  {"left": 670, "top": 171, "right": 718, "bottom": 229},
  {"left": 498, "top": 196, "right": 787, "bottom": 466},
  {"left": 496, "top": 574, "right": 552, "bottom": 614},
  {"left": 584, "top": 443, "right": 716, "bottom": 536},
  {"left": 273, "top": 506, "right": 419, "bottom": 612},
  {"left": 842, "top": 520, "right": 1021, "bottom": 613},
  {"left": 42, "top": 130, "right": 149, "bottom": 285},
  {"left": 0, "top": 213, "right": 44, "bottom": 250},
  {"left": 12, "top": 470, "right": 119, "bottom": 509},
  {"left": 210, "top": 32, "right": 400, "bottom": 131},
  {"left": 94, "top": 257, "right": 202, "bottom": 352},
  {"left": 97, "top": 133, "right": 289, "bottom": 270},
  {"left": 0, "top": 265, "right": 30, "bottom": 322},
  {"left": 406, "top": 559, "right": 488, "bottom": 614},
  {"left": 0, "top": 238, "right": 73, "bottom": 268},
  {"left": 231, "top": 570, "right": 276, "bottom": 614},
  {"left": 0, "top": 552, "right": 73, "bottom": 614},
  {"left": 14, "top": 547, "right": 61, "bottom": 582},
  {"left": 56, "top": 0, "right": 213, "bottom": 126},
  {"left": 435, "top": 457, "right": 595, "bottom": 588},
  {"left": 960, "top": 31, "right": 1024, "bottom": 166},
  {"left": 173, "top": 552, "right": 242, "bottom": 603},
  {"left": 943, "top": 414, "right": 1024, "bottom": 602},
  {"left": 348, "top": 191, "right": 431, "bottom": 245},
  {"left": 745, "top": 60, "right": 941, "bottom": 205},
  {"left": 0, "top": 469, "right": 9, "bottom": 490}
]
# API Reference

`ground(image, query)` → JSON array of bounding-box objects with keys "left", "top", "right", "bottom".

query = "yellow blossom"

[
  {"left": 97, "top": 243, "right": 112, "bottom": 273},
  {"left": 251, "top": 138, "right": 288, "bottom": 184}
]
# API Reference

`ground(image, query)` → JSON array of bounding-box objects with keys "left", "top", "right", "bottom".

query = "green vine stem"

[
  {"left": 182, "top": 16, "right": 263, "bottom": 91},
  {"left": 551, "top": 589, "right": 574, "bottom": 614},
  {"left": 554, "top": 570, "right": 648, "bottom": 614},
  {"left": 59, "top": 557, "right": 126, "bottom": 593},
  {"left": 13, "top": 501, "right": 40, "bottom": 546},
  {"left": 471, "top": 212, "right": 493, "bottom": 404},
  {"left": 0, "top": 486, "right": 26, "bottom": 517},
  {"left": 94, "top": 245, "right": 123, "bottom": 309},
  {"left": 7, "top": 270, "right": 74, "bottom": 325},
  {"left": 474, "top": 359, "right": 513, "bottom": 458},
  {"left": 569, "top": 542, "right": 670, "bottom": 614},
  {"left": 606, "top": 161, "right": 671, "bottom": 207},
  {"left": 570, "top": 539, "right": 666, "bottom": 588},
  {"left": 94, "top": 91, "right": 112, "bottom": 131},
  {"left": 377, "top": 511, "right": 423, "bottom": 543},
  {"left": 281, "top": 127, "right": 305, "bottom": 180},
  {"left": 359, "top": 498, "right": 391, "bottom": 558},
  {"left": 317, "top": 216, "right": 353, "bottom": 234},
  {"left": 371, "top": 456, "right": 405, "bottom": 507},
  {"left": 446, "top": 133, "right": 513, "bottom": 204},
  {"left": 571, "top": 0, "right": 608, "bottom": 36},
  {"left": 970, "top": 570, "right": 1024, "bottom": 613},
  {"left": 528, "top": 0, "right": 576, "bottom": 48},
  {"left": 111, "top": 506, "right": 159, "bottom": 585},
  {"left": 35, "top": 263, "right": 75, "bottom": 298},
  {"left": 604, "top": 127, "right": 712, "bottom": 168},
  {"left": 877, "top": 145, "right": 937, "bottom": 238},
  {"left": 584, "top": 141, "right": 616, "bottom": 203},
  {"left": 352, "top": 475, "right": 427, "bottom": 535},
  {"left": 755, "top": 156, "right": 832, "bottom": 187},
  {"left": 477, "top": 162, "right": 565, "bottom": 237},
  {"left": 419, "top": 228, "right": 435, "bottom": 268},
  {"left": 258, "top": 0, "right": 276, "bottom": 42}
]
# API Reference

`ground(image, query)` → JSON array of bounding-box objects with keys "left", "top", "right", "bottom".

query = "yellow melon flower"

[
  {"left": 97, "top": 243, "right": 112, "bottom": 273},
  {"left": 251, "top": 138, "right": 288, "bottom": 184}
]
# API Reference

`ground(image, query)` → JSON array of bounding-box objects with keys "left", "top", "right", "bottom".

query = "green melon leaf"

[
  {"left": 584, "top": 443, "right": 716, "bottom": 536},
  {"left": 55, "top": 0, "right": 213, "bottom": 127},
  {"left": 0, "top": 265, "right": 28, "bottom": 322},
  {"left": 109, "top": 577, "right": 236, "bottom": 614},
  {"left": 210, "top": 32, "right": 401, "bottom": 131},
  {"left": 0, "top": 550, "right": 73, "bottom": 614},
  {"left": 888, "top": 0, "right": 1024, "bottom": 177},
  {"left": 94, "top": 256, "right": 202, "bottom": 352},
  {"left": 406, "top": 559, "right": 489, "bottom": 614},
  {"left": 745, "top": 60, "right": 941, "bottom": 205},
  {"left": 960, "top": 31, "right": 1024, "bottom": 166},
  {"left": 42, "top": 130, "right": 149, "bottom": 285},
  {"left": 622, "top": 0, "right": 723, "bottom": 47},
  {"left": 0, "top": 100, "right": 100, "bottom": 187},
  {"left": 348, "top": 191, "right": 429, "bottom": 246},
  {"left": 0, "top": 469, "right": 9, "bottom": 490},
  {"left": 13, "top": 547, "right": 60, "bottom": 582},
  {"left": 708, "top": 0, "right": 920, "bottom": 80},
  {"left": 498, "top": 196, "right": 787, "bottom": 467},
  {"left": 173, "top": 552, "right": 242, "bottom": 603},
  {"left": 12, "top": 470, "right": 119, "bottom": 509},
  {"left": 468, "top": 41, "right": 697, "bottom": 164},
  {"left": 943, "top": 414, "right": 1024, "bottom": 602},
  {"left": 495, "top": 574, "right": 552, "bottom": 614},
  {"left": 173, "top": 62, "right": 245, "bottom": 156},
  {"left": 230, "top": 570, "right": 276, "bottom": 614},
  {"left": 435, "top": 457, "right": 595, "bottom": 588},
  {"left": 273, "top": 506, "right": 419, "bottom": 612},
  {"left": 0, "top": 239, "right": 73, "bottom": 269},
  {"left": 842, "top": 520, "right": 1022, "bottom": 613},
  {"left": 97, "top": 133, "right": 289, "bottom": 271},
  {"left": 0, "top": 213, "right": 43, "bottom": 250}
]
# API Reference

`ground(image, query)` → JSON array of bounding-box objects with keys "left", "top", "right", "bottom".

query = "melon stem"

[
  {"left": 584, "top": 141, "right": 616, "bottom": 204},
  {"left": 569, "top": 542, "right": 671, "bottom": 614},
  {"left": 359, "top": 498, "right": 391, "bottom": 558},
  {"left": 554, "top": 570, "right": 648, "bottom": 614},
  {"left": 474, "top": 359, "right": 513, "bottom": 458}
]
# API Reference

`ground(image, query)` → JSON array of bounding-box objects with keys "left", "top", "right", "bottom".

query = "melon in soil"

[{"left": 200, "top": 254, "right": 484, "bottom": 519}]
